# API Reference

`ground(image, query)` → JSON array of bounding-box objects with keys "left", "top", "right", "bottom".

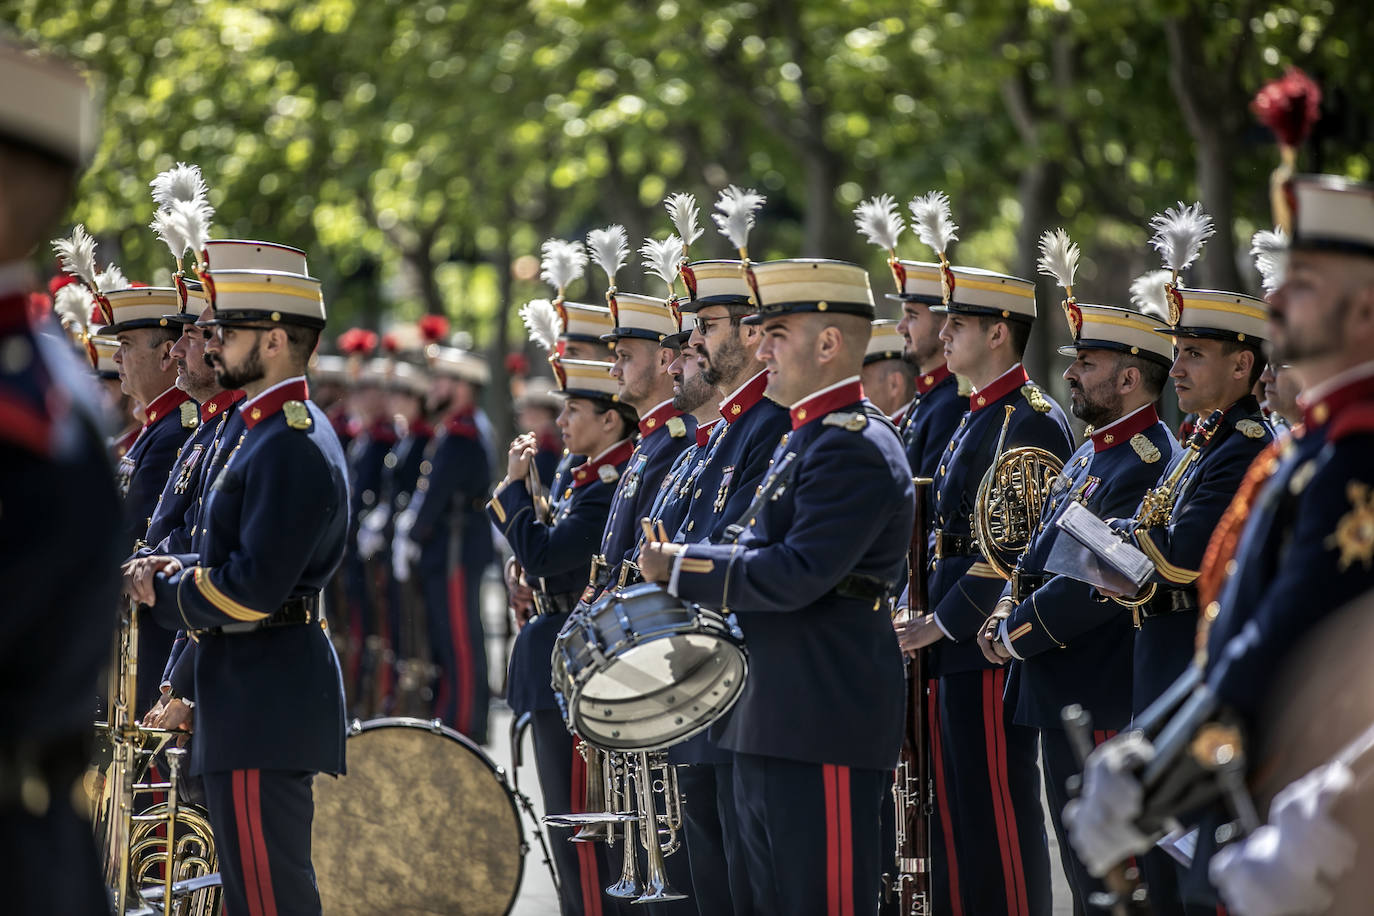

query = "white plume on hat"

[
  {"left": 853, "top": 194, "right": 906, "bottom": 254},
  {"left": 587, "top": 225, "right": 630, "bottom": 291},
  {"left": 1149, "top": 202, "right": 1214, "bottom": 282},
  {"left": 149, "top": 162, "right": 214, "bottom": 266},
  {"left": 519, "top": 298, "right": 563, "bottom": 353},
  {"left": 1036, "top": 228, "right": 1080, "bottom": 295},
  {"left": 53, "top": 282, "right": 93, "bottom": 331},
  {"left": 712, "top": 185, "right": 766, "bottom": 256},
  {"left": 51, "top": 225, "right": 100, "bottom": 289},
  {"left": 1250, "top": 227, "right": 1290, "bottom": 294},
  {"left": 640, "top": 235, "right": 685, "bottom": 298},
  {"left": 1129, "top": 269, "right": 1177, "bottom": 323},
  {"left": 909, "top": 191, "right": 959, "bottom": 261},
  {"left": 539, "top": 238, "right": 587, "bottom": 297},
  {"left": 664, "top": 193, "right": 704, "bottom": 255},
  {"left": 95, "top": 263, "right": 128, "bottom": 293}
]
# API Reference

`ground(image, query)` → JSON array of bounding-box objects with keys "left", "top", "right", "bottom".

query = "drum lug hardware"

[
  {"left": 348, "top": 718, "right": 364, "bottom": 735},
  {"left": 428, "top": 718, "right": 444, "bottom": 733}
]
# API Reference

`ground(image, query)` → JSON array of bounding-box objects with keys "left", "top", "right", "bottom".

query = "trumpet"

[{"left": 974, "top": 405, "right": 1065, "bottom": 579}]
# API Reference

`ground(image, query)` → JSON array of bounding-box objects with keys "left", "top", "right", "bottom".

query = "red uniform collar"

[
  {"left": 143, "top": 386, "right": 193, "bottom": 428},
  {"left": 915, "top": 362, "right": 952, "bottom": 396},
  {"left": 789, "top": 377, "right": 865, "bottom": 430},
  {"left": 696, "top": 418, "right": 721, "bottom": 448},
  {"left": 1301, "top": 364, "right": 1374, "bottom": 433},
  {"left": 570, "top": 438, "right": 635, "bottom": 488},
  {"left": 444, "top": 407, "right": 478, "bottom": 435},
  {"left": 969, "top": 364, "right": 1029, "bottom": 412},
  {"left": 720, "top": 370, "right": 770, "bottom": 425},
  {"left": 200, "top": 389, "right": 245, "bottom": 423},
  {"left": 637, "top": 400, "right": 683, "bottom": 439},
  {"left": 1089, "top": 404, "right": 1160, "bottom": 452},
  {"left": 242, "top": 378, "right": 310, "bottom": 429},
  {"left": 410, "top": 419, "right": 436, "bottom": 439}
]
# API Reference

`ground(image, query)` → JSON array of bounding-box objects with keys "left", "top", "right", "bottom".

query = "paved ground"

[{"left": 477, "top": 581, "right": 1075, "bottom": 915}]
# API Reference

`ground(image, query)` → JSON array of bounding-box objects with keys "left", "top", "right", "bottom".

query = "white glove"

[
  {"left": 391, "top": 508, "right": 419, "bottom": 582},
  {"left": 1063, "top": 731, "right": 1155, "bottom": 877},
  {"left": 356, "top": 506, "right": 391, "bottom": 561},
  {"left": 1210, "top": 761, "right": 1357, "bottom": 916}
]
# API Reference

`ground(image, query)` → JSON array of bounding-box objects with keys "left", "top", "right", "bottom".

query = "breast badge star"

[{"left": 1326, "top": 481, "right": 1374, "bottom": 572}]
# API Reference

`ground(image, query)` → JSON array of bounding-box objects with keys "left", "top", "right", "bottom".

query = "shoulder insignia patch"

[
  {"left": 598, "top": 464, "right": 620, "bottom": 485},
  {"left": 1235, "top": 418, "right": 1266, "bottom": 439},
  {"left": 1325, "top": 481, "right": 1374, "bottom": 571},
  {"left": 180, "top": 400, "right": 199, "bottom": 429},
  {"left": 1130, "top": 433, "right": 1161, "bottom": 463},
  {"left": 283, "top": 400, "right": 313, "bottom": 431},
  {"left": 666, "top": 416, "right": 687, "bottom": 438},
  {"left": 1021, "top": 384, "right": 1052, "bottom": 414},
  {"left": 822, "top": 411, "right": 868, "bottom": 432}
]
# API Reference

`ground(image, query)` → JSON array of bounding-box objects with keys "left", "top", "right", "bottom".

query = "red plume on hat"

[
  {"left": 1251, "top": 67, "right": 1322, "bottom": 150},
  {"left": 418, "top": 314, "right": 450, "bottom": 344},
  {"left": 381, "top": 332, "right": 399, "bottom": 354},
  {"left": 505, "top": 352, "right": 530, "bottom": 377},
  {"left": 338, "top": 328, "right": 378, "bottom": 356},
  {"left": 49, "top": 273, "right": 77, "bottom": 296}
]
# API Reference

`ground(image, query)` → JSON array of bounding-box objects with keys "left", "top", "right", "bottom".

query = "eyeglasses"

[{"left": 694, "top": 314, "right": 740, "bottom": 335}]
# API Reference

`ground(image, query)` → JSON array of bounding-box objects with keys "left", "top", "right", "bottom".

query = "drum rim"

[{"left": 341, "top": 716, "right": 526, "bottom": 916}]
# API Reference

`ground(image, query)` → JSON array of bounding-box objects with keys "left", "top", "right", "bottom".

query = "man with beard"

[
  {"left": 860, "top": 319, "right": 916, "bottom": 421},
  {"left": 892, "top": 260, "right": 1070, "bottom": 915},
  {"left": 101, "top": 284, "right": 200, "bottom": 715},
  {"left": 1066, "top": 174, "right": 1374, "bottom": 908},
  {"left": 0, "top": 41, "right": 124, "bottom": 914},
  {"left": 588, "top": 287, "right": 692, "bottom": 598},
  {"left": 394, "top": 346, "right": 494, "bottom": 742},
  {"left": 639, "top": 258, "right": 914, "bottom": 916},
  {"left": 125, "top": 259, "right": 348, "bottom": 916},
  {"left": 975, "top": 302, "right": 1176, "bottom": 914},
  {"left": 137, "top": 296, "right": 246, "bottom": 735}
]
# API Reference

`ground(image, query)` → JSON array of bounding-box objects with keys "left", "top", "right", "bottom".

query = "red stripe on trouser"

[
  {"left": 929, "top": 679, "right": 964, "bottom": 916},
  {"left": 569, "top": 739, "right": 602, "bottom": 916},
  {"left": 837, "top": 765, "right": 854, "bottom": 916},
  {"left": 446, "top": 568, "right": 473, "bottom": 733},
  {"left": 990, "top": 668, "right": 1029, "bottom": 916},
  {"left": 232, "top": 771, "right": 264, "bottom": 916},
  {"left": 824, "top": 764, "right": 840, "bottom": 915},
  {"left": 982, "top": 672, "right": 1020, "bottom": 916},
  {"left": 244, "top": 770, "right": 279, "bottom": 916}
]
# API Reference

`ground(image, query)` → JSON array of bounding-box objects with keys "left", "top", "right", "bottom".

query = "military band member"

[
  {"left": 977, "top": 297, "right": 1178, "bottom": 914},
  {"left": 641, "top": 259, "right": 915, "bottom": 915},
  {"left": 1117, "top": 284, "right": 1273, "bottom": 913},
  {"left": 0, "top": 39, "right": 124, "bottom": 914},
  {"left": 1066, "top": 174, "right": 1374, "bottom": 906},
  {"left": 395, "top": 345, "right": 494, "bottom": 742},
  {"left": 1259, "top": 361, "right": 1303, "bottom": 430},
  {"left": 859, "top": 319, "right": 915, "bottom": 421},
  {"left": 488, "top": 356, "right": 636, "bottom": 916},
  {"left": 126, "top": 259, "right": 348, "bottom": 916},
  {"left": 893, "top": 196, "right": 1070, "bottom": 916},
  {"left": 594, "top": 235, "right": 694, "bottom": 595},
  {"left": 642, "top": 335, "right": 722, "bottom": 544}
]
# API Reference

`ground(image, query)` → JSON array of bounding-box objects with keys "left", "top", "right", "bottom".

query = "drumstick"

[
  {"left": 641, "top": 518, "right": 656, "bottom": 542},
  {"left": 656, "top": 520, "right": 669, "bottom": 543}
]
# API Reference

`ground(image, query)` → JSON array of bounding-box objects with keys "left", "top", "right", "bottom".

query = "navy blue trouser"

[
  {"left": 677, "top": 763, "right": 738, "bottom": 916},
  {"left": 933, "top": 668, "right": 1052, "bottom": 916},
  {"left": 202, "top": 768, "right": 320, "bottom": 916},
  {"left": 730, "top": 752, "right": 888, "bottom": 916},
  {"left": 3, "top": 802, "right": 108, "bottom": 915},
  {"left": 420, "top": 560, "right": 489, "bottom": 743},
  {"left": 1041, "top": 727, "right": 1116, "bottom": 916}
]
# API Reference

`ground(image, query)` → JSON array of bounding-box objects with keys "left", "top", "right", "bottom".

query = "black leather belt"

[
  {"left": 827, "top": 573, "right": 893, "bottom": 607},
  {"left": 0, "top": 733, "right": 88, "bottom": 815},
  {"left": 1140, "top": 587, "right": 1197, "bottom": 620},
  {"left": 933, "top": 530, "right": 978, "bottom": 559},
  {"left": 1011, "top": 570, "right": 1048, "bottom": 602},
  {"left": 535, "top": 590, "right": 580, "bottom": 616},
  {"left": 204, "top": 594, "right": 319, "bottom": 635}
]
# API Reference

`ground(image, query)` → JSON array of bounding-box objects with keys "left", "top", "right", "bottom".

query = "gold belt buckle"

[{"left": 933, "top": 530, "right": 945, "bottom": 560}]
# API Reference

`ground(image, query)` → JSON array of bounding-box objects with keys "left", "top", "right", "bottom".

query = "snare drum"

[
  {"left": 312, "top": 717, "right": 525, "bottom": 915},
  {"left": 553, "top": 583, "right": 748, "bottom": 751}
]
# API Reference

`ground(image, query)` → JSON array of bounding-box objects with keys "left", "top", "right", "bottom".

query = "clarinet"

[{"left": 892, "top": 477, "right": 933, "bottom": 915}]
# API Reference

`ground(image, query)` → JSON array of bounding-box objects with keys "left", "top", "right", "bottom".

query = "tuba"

[
  {"left": 974, "top": 405, "right": 1065, "bottom": 579},
  {"left": 92, "top": 597, "right": 221, "bottom": 915}
]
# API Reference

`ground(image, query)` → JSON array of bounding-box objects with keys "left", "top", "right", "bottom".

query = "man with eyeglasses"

[{"left": 125, "top": 258, "right": 348, "bottom": 916}]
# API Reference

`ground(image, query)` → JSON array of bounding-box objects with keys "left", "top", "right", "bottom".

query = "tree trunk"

[{"left": 489, "top": 191, "right": 517, "bottom": 450}]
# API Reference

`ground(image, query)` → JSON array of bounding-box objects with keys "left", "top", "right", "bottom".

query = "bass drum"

[{"left": 313, "top": 717, "right": 524, "bottom": 915}]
